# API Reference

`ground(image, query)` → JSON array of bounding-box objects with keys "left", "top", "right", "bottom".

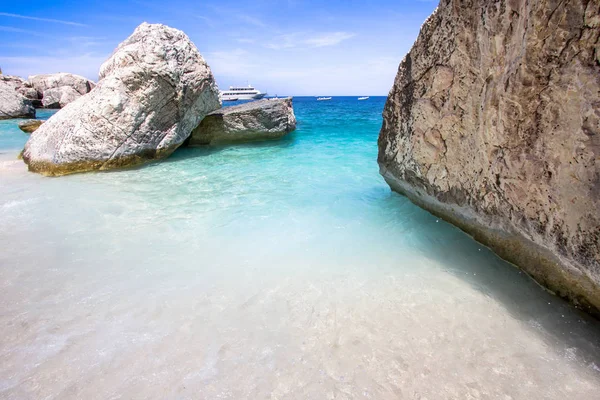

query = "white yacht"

[
  {"left": 220, "top": 84, "right": 266, "bottom": 101},
  {"left": 358, "top": 96, "right": 369, "bottom": 101},
  {"left": 317, "top": 97, "right": 332, "bottom": 101}
]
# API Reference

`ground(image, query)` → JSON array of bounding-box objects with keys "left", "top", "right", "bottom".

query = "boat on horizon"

[
  {"left": 220, "top": 84, "right": 266, "bottom": 101},
  {"left": 358, "top": 96, "right": 369, "bottom": 100},
  {"left": 317, "top": 97, "right": 332, "bottom": 101}
]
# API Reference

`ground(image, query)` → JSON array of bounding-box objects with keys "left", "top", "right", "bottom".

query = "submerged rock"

[
  {"left": 22, "top": 22, "right": 220, "bottom": 176},
  {"left": 378, "top": 0, "right": 600, "bottom": 315},
  {"left": 18, "top": 119, "right": 44, "bottom": 134},
  {"left": 41, "top": 86, "right": 81, "bottom": 108},
  {"left": 189, "top": 98, "right": 296, "bottom": 146},
  {"left": 0, "top": 80, "right": 35, "bottom": 120}
]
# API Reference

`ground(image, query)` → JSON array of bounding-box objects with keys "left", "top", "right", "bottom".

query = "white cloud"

[
  {"left": 264, "top": 33, "right": 301, "bottom": 50},
  {"left": 66, "top": 36, "right": 109, "bottom": 49},
  {"left": 195, "top": 15, "right": 215, "bottom": 28},
  {"left": 0, "top": 12, "right": 87, "bottom": 27},
  {"left": 304, "top": 32, "right": 356, "bottom": 47},
  {"left": 265, "top": 31, "right": 356, "bottom": 50},
  {"left": 204, "top": 49, "right": 257, "bottom": 79},
  {"left": 0, "top": 25, "right": 48, "bottom": 37},
  {"left": 237, "top": 15, "right": 266, "bottom": 28}
]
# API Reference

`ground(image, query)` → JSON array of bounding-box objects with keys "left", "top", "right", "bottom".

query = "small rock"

[
  {"left": 18, "top": 119, "right": 44, "bottom": 134},
  {"left": 189, "top": 98, "right": 296, "bottom": 146}
]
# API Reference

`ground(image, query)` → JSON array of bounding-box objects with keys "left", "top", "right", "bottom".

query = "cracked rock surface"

[
  {"left": 189, "top": 98, "right": 296, "bottom": 146},
  {"left": 378, "top": 0, "right": 600, "bottom": 315},
  {"left": 23, "top": 22, "right": 221, "bottom": 176}
]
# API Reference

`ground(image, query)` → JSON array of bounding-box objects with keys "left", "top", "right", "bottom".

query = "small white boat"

[
  {"left": 317, "top": 97, "right": 332, "bottom": 101},
  {"left": 222, "top": 97, "right": 239, "bottom": 102},
  {"left": 358, "top": 96, "right": 369, "bottom": 101}
]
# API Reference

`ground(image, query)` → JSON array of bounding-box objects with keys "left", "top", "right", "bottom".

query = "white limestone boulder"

[
  {"left": 41, "top": 86, "right": 82, "bottom": 108},
  {"left": 28, "top": 73, "right": 95, "bottom": 99},
  {"left": 0, "top": 80, "right": 35, "bottom": 120},
  {"left": 22, "top": 23, "right": 221, "bottom": 175}
]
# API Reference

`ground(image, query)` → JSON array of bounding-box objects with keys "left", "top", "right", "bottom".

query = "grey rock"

[
  {"left": 22, "top": 22, "right": 220, "bottom": 176},
  {"left": 17, "top": 86, "right": 40, "bottom": 100},
  {"left": 0, "top": 80, "right": 35, "bottom": 120},
  {"left": 28, "top": 73, "right": 95, "bottom": 100},
  {"left": 0, "top": 75, "right": 26, "bottom": 90},
  {"left": 41, "top": 86, "right": 82, "bottom": 108},
  {"left": 189, "top": 98, "right": 296, "bottom": 146},
  {"left": 378, "top": 0, "right": 600, "bottom": 316},
  {"left": 17, "top": 86, "right": 42, "bottom": 107},
  {"left": 18, "top": 119, "right": 44, "bottom": 134}
]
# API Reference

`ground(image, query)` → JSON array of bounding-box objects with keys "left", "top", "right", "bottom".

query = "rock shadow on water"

[{"left": 171, "top": 132, "right": 298, "bottom": 162}]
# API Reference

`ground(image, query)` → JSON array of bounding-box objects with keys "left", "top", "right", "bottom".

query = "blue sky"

[{"left": 0, "top": 0, "right": 438, "bottom": 95}]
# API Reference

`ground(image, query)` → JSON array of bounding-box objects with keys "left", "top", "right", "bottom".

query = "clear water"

[{"left": 1, "top": 98, "right": 599, "bottom": 399}]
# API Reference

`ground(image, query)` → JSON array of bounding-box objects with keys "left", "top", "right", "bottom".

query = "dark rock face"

[
  {"left": 378, "top": 0, "right": 600, "bottom": 316},
  {"left": 22, "top": 23, "right": 220, "bottom": 176},
  {"left": 16, "top": 86, "right": 42, "bottom": 107},
  {"left": 189, "top": 98, "right": 296, "bottom": 146}
]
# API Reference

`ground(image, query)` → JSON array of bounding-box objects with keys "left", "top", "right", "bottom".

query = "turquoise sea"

[{"left": 1, "top": 97, "right": 599, "bottom": 399}]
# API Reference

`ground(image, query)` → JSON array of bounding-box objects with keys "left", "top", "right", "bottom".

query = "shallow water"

[{"left": 1, "top": 98, "right": 599, "bottom": 399}]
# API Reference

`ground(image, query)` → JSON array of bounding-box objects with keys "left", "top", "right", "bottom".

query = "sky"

[{"left": 0, "top": 0, "right": 438, "bottom": 96}]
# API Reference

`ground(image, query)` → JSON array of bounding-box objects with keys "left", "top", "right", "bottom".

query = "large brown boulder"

[
  {"left": 22, "top": 23, "right": 221, "bottom": 176},
  {"left": 378, "top": 0, "right": 600, "bottom": 315},
  {"left": 188, "top": 98, "right": 296, "bottom": 146}
]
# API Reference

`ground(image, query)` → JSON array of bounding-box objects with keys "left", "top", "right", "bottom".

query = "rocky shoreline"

[
  {"left": 2, "top": 2, "right": 596, "bottom": 318},
  {"left": 2, "top": 23, "right": 296, "bottom": 176},
  {"left": 0, "top": 73, "right": 95, "bottom": 116}
]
